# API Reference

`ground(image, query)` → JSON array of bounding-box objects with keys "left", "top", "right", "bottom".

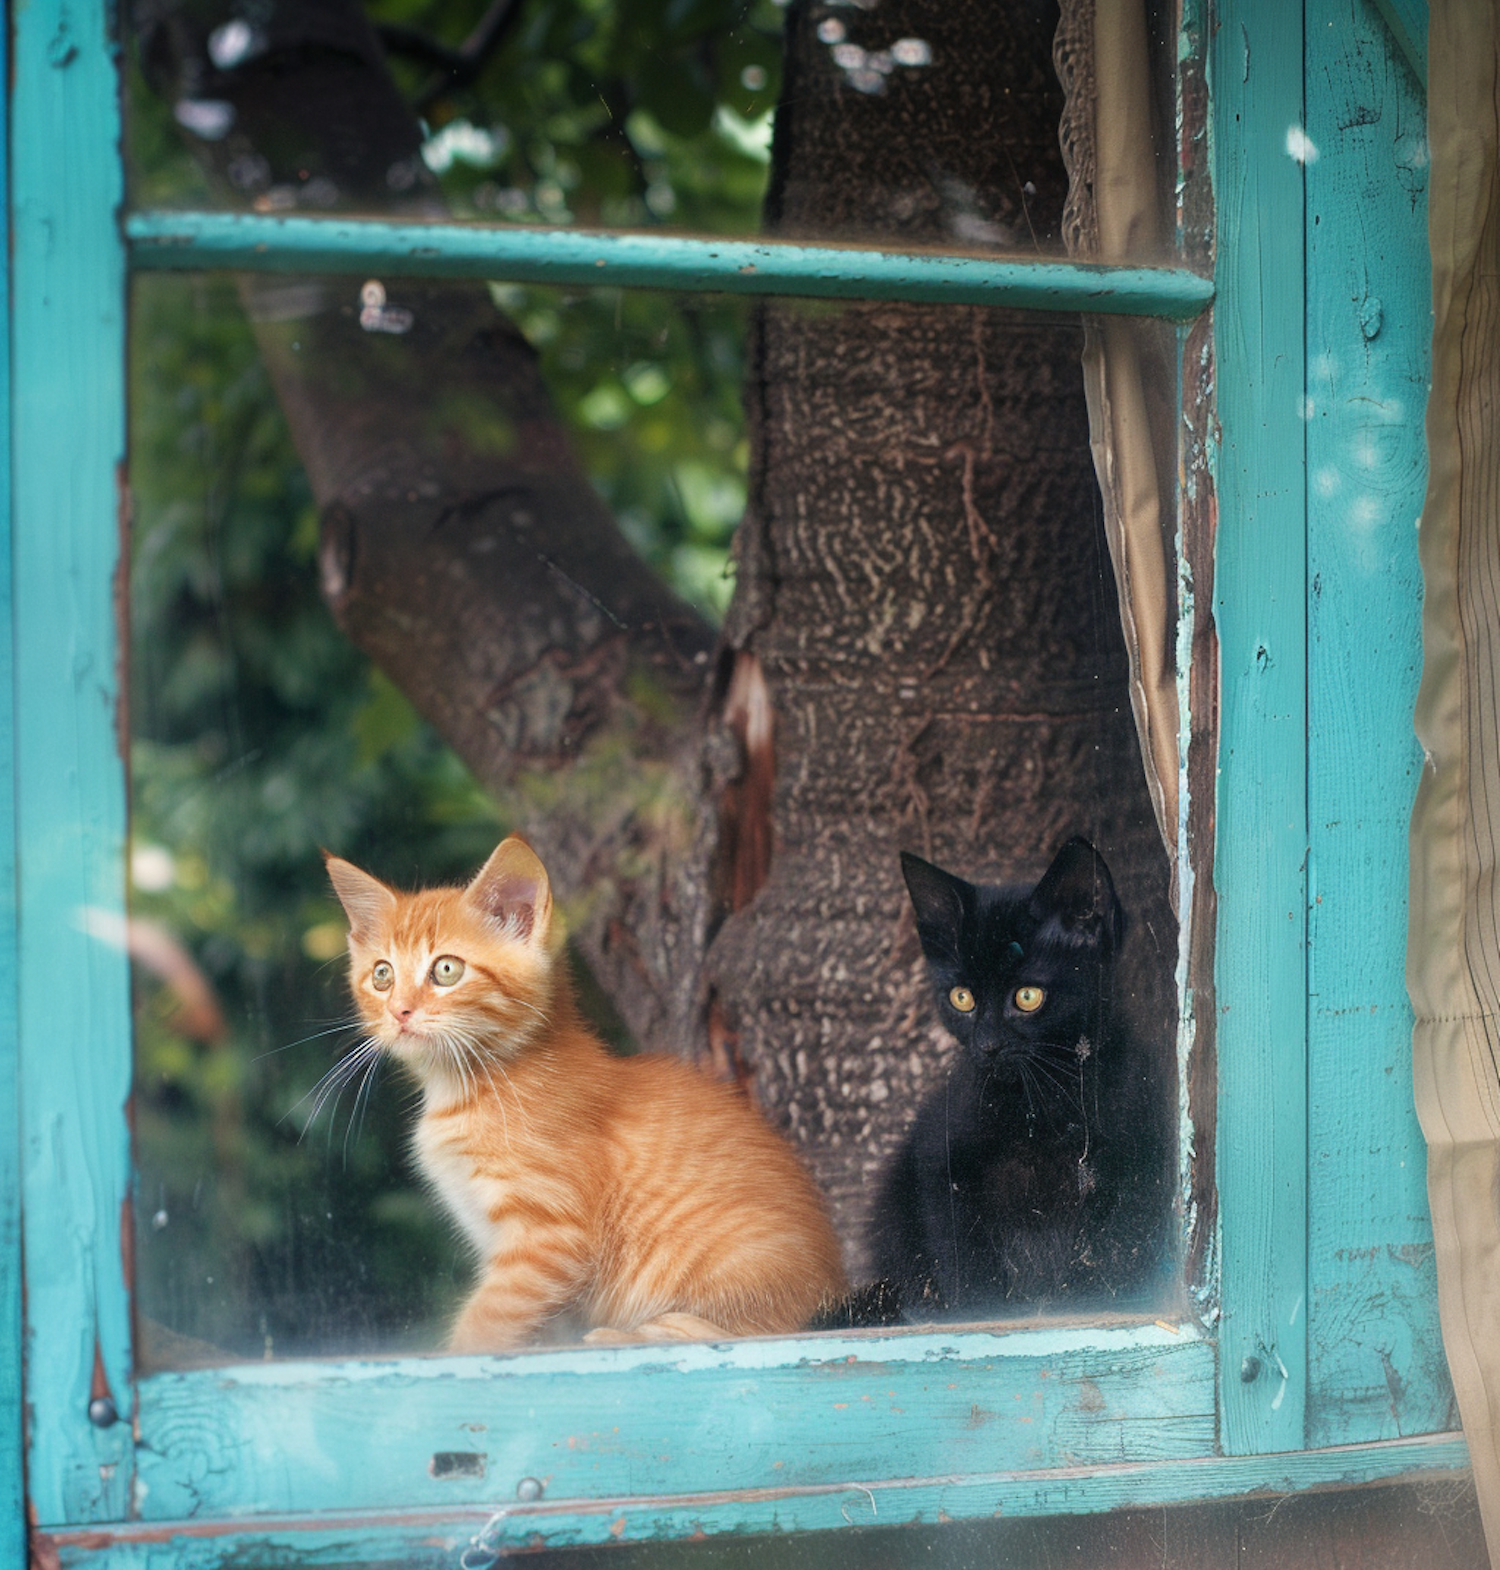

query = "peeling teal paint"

[
  {"left": 131, "top": 1325, "right": 1216, "bottom": 1521},
  {"left": 12, "top": 0, "right": 136, "bottom": 1528},
  {"left": 47, "top": 1433, "right": 1474, "bottom": 1568}
]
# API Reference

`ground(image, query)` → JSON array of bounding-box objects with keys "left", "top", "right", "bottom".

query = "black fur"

[{"left": 869, "top": 838, "right": 1165, "bottom": 1319}]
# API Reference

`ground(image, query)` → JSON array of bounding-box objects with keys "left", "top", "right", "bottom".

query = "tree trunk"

[
  {"left": 712, "top": 1, "right": 1176, "bottom": 1271},
  {"left": 138, "top": 0, "right": 1175, "bottom": 1280}
]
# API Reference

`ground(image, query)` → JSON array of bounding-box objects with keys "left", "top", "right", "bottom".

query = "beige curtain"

[
  {"left": 1409, "top": 1, "right": 1500, "bottom": 1559},
  {"left": 1057, "top": 0, "right": 1180, "bottom": 874}
]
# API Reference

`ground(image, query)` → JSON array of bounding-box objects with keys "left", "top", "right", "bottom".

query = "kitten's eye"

[
  {"left": 1014, "top": 985, "right": 1046, "bottom": 1013},
  {"left": 371, "top": 961, "right": 394, "bottom": 992},
  {"left": 948, "top": 986, "right": 976, "bottom": 1013},
  {"left": 430, "top": 955, "right": 466, "bottom": 986}
]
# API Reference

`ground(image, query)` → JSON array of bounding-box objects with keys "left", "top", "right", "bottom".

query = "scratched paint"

[{"left": 132, "top": 1326, "right": 1216, "bottom": 1519}]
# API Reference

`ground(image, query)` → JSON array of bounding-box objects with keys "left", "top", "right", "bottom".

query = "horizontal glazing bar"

[{"left": 126, "top": 211, "right": 1214, "bottom": 319}]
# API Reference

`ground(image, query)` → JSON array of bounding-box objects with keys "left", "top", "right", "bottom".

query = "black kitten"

[{"left": 872, "top": 838, "right": 1165, "bottom": 1318}]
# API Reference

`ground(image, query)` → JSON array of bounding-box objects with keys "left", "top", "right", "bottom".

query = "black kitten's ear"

[
  {"left": 1028, "top": 838, "right": 1126, "bottom": 951},
  {"left": 900, "top": 852, "right": 973, "bottom": 958}
]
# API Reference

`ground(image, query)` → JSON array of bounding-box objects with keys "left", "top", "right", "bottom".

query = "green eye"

[
  {"left": 431, "top": 955, "right": 465, "bottom": 986},
  {"left": 371, "top": 961, "right": 394, "bottom": 992},
  {"left": 948, "top": 986, "right": 976, "bottom": 1013},
  {"left": 1014, "top": 985, "right": 1046, "bottom": 1013}
]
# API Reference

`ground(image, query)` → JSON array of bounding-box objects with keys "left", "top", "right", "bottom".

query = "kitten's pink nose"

[{"left": 388, "top": 998, "right": 416, "bottom": 1027}]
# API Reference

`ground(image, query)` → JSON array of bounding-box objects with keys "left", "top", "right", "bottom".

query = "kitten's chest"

[{"left": 414, "top": 1112, "right": 515, "bottom": 1256}]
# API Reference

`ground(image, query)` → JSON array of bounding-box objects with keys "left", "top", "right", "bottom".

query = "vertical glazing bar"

[
  {"left": 0, "top": 1, "right": 22, "bottom": 1563},
  {"left": 1212, "top": 0, "right": 1310, "bottom": 1453},
  {"left": 12, "top": 0, "right": 134, "bottom": 1526}
]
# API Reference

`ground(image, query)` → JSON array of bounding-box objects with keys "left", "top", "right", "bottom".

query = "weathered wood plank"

[
  {"left": 12, "top": 0, "right": 136, "bottom": 1527},
  {"left": 1212, "top": 0, "right": 1312, "bottom": 1455},
  {"left": 1304, "top": 0, "right": 1449, "bottom": 1447},
  {"left": 131, "top": 1327, "right": 1215, "bottom": 1521},
  {"left": 52, "top": 1434, "right": 1473, "bottom": 1568}
]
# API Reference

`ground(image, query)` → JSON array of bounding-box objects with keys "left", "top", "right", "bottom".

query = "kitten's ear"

[
  {"left": 1028, "top": 838, "right": 1125, "bottom": 951},
  {"left": 464, "top": 835, "right": 553, "bottom": 944},
  {"left": 324, "top": 852, "right": 398, "bottom": 945},
  {"left": 900, "top": 852, "right": 972, "bottom": 958}
]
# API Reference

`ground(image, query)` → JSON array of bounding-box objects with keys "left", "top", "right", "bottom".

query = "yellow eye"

[
  {"left": 1014, "top": 986, "right": 1046, "bottom": 1013},
  {"left": 948, "top": 986, "right": 976, "bottom": 1013},
  {"left": 371, "top": 961, "right": 394, "bottom": 992},
  {"left": 431, "top": 955, "right": 466, "bottom": 986}
]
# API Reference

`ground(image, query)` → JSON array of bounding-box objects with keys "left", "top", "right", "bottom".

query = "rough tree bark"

[
  {"left": 715, "top": 0, "right": 1176, "bottom": 1269},
  {"left": 138, "top": 0, "right": 1175, "bottom": 1280}
]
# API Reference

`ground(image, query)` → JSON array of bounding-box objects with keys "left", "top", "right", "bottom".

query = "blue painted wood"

[
  {"left": 131, "top": 1325, "right": 1215, "bottom": 1521},
  {"left": 8, "top": 0, "right": 1460, "bottom": 1548},
  {"left": 124, "top": 212, "right": 1216, "bottom": 320},
  {"left": 12, "top": 0, "right": 136, "bottom": 1527},
  {"left": 1211, "top": 0, "right": 1311, "bottom": 1455},
  {"left": 0, "top": 8, "right": 24, "bottom": 1565},
  {"left": 49, "top": 1434, "right": 1473, "bottom": 1567},
  {"left": 1304, "top": 0, "right": 1448, "bottom": 1446}
]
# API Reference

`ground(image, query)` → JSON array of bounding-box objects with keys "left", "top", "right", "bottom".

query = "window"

[{"left": 10, "top": 0, "right": 1467, "bottom": 1563}]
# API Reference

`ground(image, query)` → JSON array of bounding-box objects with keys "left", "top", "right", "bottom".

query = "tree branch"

[
  {"left": 371, "top": 0, "right": 528, "bottom": 112},
  {"left": 136, "top": 0, "right": 722, "bottom": 1057}
]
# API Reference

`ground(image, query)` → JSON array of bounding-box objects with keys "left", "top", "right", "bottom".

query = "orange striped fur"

[{"left": 326, "top": 836, "right": 848, "bottom": 1353}]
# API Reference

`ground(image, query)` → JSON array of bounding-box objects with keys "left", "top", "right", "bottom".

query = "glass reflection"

[
  {"left": 126, "top": 0, "right": 1182, "bottom": 263},
  {"left": 129, "top": 271, "right": 1182, "bottom": 1367}
]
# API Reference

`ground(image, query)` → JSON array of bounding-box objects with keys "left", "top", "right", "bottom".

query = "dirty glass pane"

[
  {"left": 128, "top": 268, "right": 1184, "bottom": 1368},
  {"left": 124, "top": 1, "right": 1185, "bottom": 265},
  {"left": 126, "top": 271, "right": 751, "bottom": 1365}
]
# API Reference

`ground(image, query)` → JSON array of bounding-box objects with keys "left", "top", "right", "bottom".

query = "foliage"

[
  {"left": 126, "top": 0, "right": 773, "bottom": 1359},
  {"left": 130, "top": 271, "right": 500, "bottom": 1357},
  {"left": 369, "top": 0, "right": 783, "bottom": 234}
]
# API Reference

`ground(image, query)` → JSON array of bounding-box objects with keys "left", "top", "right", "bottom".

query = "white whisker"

[
  {"left": 254, "top": 1020, "right": 359, "bottom": 1064},
  {"left": 290, "top": 1038, "right": 383, "bottom": 1139},
  {"left": 344, "top": 1050, "right": 384, "bottom": 1162}
]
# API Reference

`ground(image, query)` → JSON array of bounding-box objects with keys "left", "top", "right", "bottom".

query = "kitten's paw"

[
  {"left": 637, "top": 1312, "right": 734, "bottom": 1341},
  {"left": 584, "top": 1313, "right": 733, "bottom": 1345}
]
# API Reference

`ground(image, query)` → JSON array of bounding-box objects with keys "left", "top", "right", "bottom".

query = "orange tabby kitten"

[{"left": 326, "top": 835, "right": 847, "bottom": 1352}]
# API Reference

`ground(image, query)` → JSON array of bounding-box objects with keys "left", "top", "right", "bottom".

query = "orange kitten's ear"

[
  {"left": 464, "top": 836, "right": 553, "bottom": 944},
  {"left": 324, "top": 852, "right": 397, "bottom": 945}
]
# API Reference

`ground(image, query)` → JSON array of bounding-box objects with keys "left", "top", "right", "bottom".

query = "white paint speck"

[{"left": 1286, "top": 126, "right": 1319, "bottom": 164}]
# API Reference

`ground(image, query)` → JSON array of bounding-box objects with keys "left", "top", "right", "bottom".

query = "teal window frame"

[{"left": 5, "top": 0, "right": 1466, "bottom": 1563}]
